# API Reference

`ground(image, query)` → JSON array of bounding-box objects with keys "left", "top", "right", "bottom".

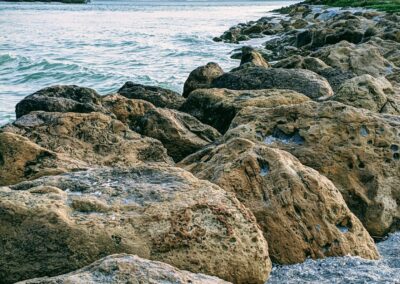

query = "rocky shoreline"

[{"left": 1, "top": 1, "right": 399, "bottom": 283}]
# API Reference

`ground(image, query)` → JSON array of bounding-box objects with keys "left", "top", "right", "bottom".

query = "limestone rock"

[
  {"left": 0, "top": 165, "right": 271, "bottom": 284},
  {"left": 0, "top": 132, "right": 87, "bottom": 186},
  {"left": 16, "top": 254, "right": 231, "bottom": 284},
  {"left": 211, "top": 67, "right": 334, "bottom": 100},
  {"left": 103, "top": 94, "right": 221, "bottom": 162},
  {"left": 1, "top": 111, "right": 172, "bottom": 166},
  {"left": 179, "top": 138, "right": 379, "bottom": 264},
  {"left": 15, "top": 85, "right": 108, "bottom": 119},
  {"left": 180, "top": 88, "right": 310, "bottom": 134},
  {"left": 183, "top": 62, "right": 224, "bottom": 97},
  {"left": 312, "top": 41, "right": 397, "bottom": 78},
  {"left": 331, "top": 75, "right": 399, "bottom": 114},
  {"left": 224, "top": 101, "right": 400, "bottom": 238},
  {"left": 117, "top": 82, "right": 185, "bottom": 110}
]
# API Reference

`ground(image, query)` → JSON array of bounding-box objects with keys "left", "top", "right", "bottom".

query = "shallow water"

[{"left": 0, "top": 0, "right": 298, "bottom": 125}]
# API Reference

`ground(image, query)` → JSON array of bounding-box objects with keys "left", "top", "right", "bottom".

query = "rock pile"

[{"left": 1, "top": 2, "right": 399, "bottom": 284}]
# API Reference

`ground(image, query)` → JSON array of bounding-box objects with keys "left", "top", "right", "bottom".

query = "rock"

[
  {"left": 211, "top": 67, "right": 334, "bottom": 100},
  {"left": 312, "top": 41, "right": 397, "bottom": 77},
  {"left": 331, "top": 75, "right": 398, "bottom": 114},
  {"left": 366, "top": 37, "right": 400, "bottom": 68},
  {"left": 0, "top": 132, "right": 87, "bottom": 186},
  {"left": 180, "top": 88, "right": 310, "bottom": 134},
  {"left": 15, "top": 85, "right": 108, "bottom": 119},
  {"left": 235, "top": 46, "right": 270, "bottom": 70},
  {"left": 16, "top": 254, "right": 231, "bottom": 284},
  {"left": 183, "top": 63, "right": 224, "bottom": 97},
  {"left": 117, "top": 82, "right": 185, "bottom": 110},
  {"left": 224, "top": 101, "right": 400, "bottom": 238},
  {"left": 1, "top": 111, "right": 172, "bottom": 166},
  {"left": 179, "top": 138, "right": 379, "bottom": 264},
  {"left": 102, "top": 94, "right": 221, "bottom": 162},
  {"left": 0, "top": 165, "right": 271, "bottom": 284}
]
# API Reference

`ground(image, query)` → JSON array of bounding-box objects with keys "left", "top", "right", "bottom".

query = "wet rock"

[
  {"left": 117, "top": 81, "right": 185, "bottom": 110},
  {"left": 183, "top": 62, "right": 224, "bottom": 97},
  {"left": 15, "top": 85, "right": 108, "bottom": 119},
  {"left": 0, "top": 165, "right": 271, "bottom": 284},
  {"left": 16, "top": 254, "right": 231, "bottom": 284},
  {"left": 0, "top": 132, "right": 87, "bottom": 186},
  {"left": 103, "top": 94, "right": 221, "bottom": 162},
  {"left": 225, "top": 101, "right": 400, "bottom": 238},
  {"left": 179, "top": 138, "right": 379, "bottom": 264},
  {"left": 211, "top": 67, "right": 334, "bottom": 100},
  {"left": 180, "top": 88, "right": 310, "bottom": 134},
  {"left": 1, "top": 111, "right": 172, "bottom": 166},
  {"left": 331, "top": 75, "right": 399, "bottom": 114}
]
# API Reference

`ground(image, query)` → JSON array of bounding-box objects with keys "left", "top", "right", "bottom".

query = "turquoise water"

[{"left": 0, "top": 0, "right": 298, "bottom": 125}]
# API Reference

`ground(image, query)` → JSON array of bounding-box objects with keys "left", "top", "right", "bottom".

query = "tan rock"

[
  {"left": 225, "top": 101, "right": 400, "bottom": 238},
  {"left": 180, "top": 88, "right": 310, "bottom": 133},
  {"left": 0, "top": 132, "right": 87, "bottom": 186},
  {"left": 232, "top": 47, "right": 270, "bottom": 71},
  {"left": 16, "top": 254, "right": 231, "bottom": 284},
  {"left": 103, "top": 94, "right": 221, "bottom": 162},
  {"left": 0, "top": 165, "right": 271, "bottom": 284},
  {"left": 331, "top": 74, "right": 399, "bottom": 114},
  {"left": 1, "top": 111, "right": 172, "bottom": 167},
  {"left": 179, "top": 138, "right": 379, "bottom": 264},
  {"left": 183, "top": 62, "right": 224, "bottom": 97}
]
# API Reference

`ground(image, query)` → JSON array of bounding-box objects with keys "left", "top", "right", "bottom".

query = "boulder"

[
  {"left": 103, "top": 94, "right": 221, "bottom": 162},
  {"left": 179, "top": 138, "right": 379, "bottom": 264},
  {"left": 180, "top": 88, "right": 310, "bottom": 134},
  {"left": 0, "top": 165, "right": 271, "bottom": 284},
  {"left": 15, "top": 85, "right": 108, "bottom": 119},
  {"left": 183, "top": 63, "right": 224, "bottom": 97},
  {"left": 1, "top": 111, "right": 172, "bottom": 166},
  {"left": 211, "top": 67, "right": 334, "bottom": 100},
  {"left": 224, "top": 101, "right": 400, "bottom": 238},
  {"left": 117, "top": 82, "right": 185, "bottom": 110},
  {"left": 331, "top": 75, "right": 399, "bottom": 114},
  {"left": 235, "top": 46, "right": 270, "bottom": 70},
  {"left": 16, "top": 254, "right": 230, "bottom": 284},
  {"left": 0, "top": 132, "right": 87, "bottom": 186},
  {"left": 312, "top": 41, "right": 397, "bottom": 77}
]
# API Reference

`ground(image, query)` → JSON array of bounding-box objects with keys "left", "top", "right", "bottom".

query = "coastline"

[{"left": 1, "top": 1, "right": 400, "bottom": 283}]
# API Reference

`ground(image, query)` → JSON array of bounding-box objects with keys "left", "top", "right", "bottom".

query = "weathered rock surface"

[
  {"left": 15, "top": 85, "right": 108, "bottom": 119},
  {"left": 0, "top": 132, "right": 87, "bottom": 186},
  {"left": 224, "top": 101, "right": 400, "bottom": 238},
  {"left": 312, "top": 41, "right": 397, "bottom": 78},
  {"left": 211, "top": 67, "right": 334, "bottom": 100},
  {"left": 117, "top": 81, "right": 185, "bottom": 110},
  {"left": 103, "top": 94, "right": 221, "bottom": 162},
  {"left": 232, "top": 46, "right": 270, "bottom": 71},
  {"left": 180, "top": 88, "right": 310, "bottom": 133},
  {"left": 0, "top": 165, "right": 271, "bottom": 284},
  {"left": 1, "top": 111, "right": 172, "bottom": 166},
  {"left": 16, "top": 254, "right": 231, "bottom": 284},
  {"left": 331, "top": 75, "right": 399, "bottom": 114},
  {"left": 179, "top": 138, "right": 379, "bottom": 264},
  {"left": 183, "top": 62, "right": 224, "bottom": 97}
]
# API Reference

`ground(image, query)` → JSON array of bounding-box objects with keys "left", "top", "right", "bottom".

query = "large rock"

[
  {"left": 117, "top": 82, "right": 185, "bottom": 110},
  {"left": 179, "top": 138, "right": 379, "bottom": 264},
  {"left": 183, "top": 63, "right": 224, "bottom": 97},
  {"left": 1, "top": 111, "right": 172, "bottom": 166},
  {"left": 15, "top": 85, "right": 108, "bottom": 119},
  {"left": 331, "top": 75, "right": 399, "bottom": 114},
  {"left": 225, "top": 101, "right": 400, "bottom": 237},
  {"left": 0, "top": 165, "right": 271, "bottom": 284},
  {"left": 0, "top": 132, "right": 87, "bottom": 186},
  {"left": 312, "top": 41, "right": 397, "bottom": 78},
  {"left": 103, "top": 94, "right": 221, "bottom": 162},
  {"left": 211, "top": 67, "right": 334, "bottom": 100},
  {"left": 16, "top": 254, "right": 230, "bottom": 284},
  {"left": 180, "top": 88, "right": 310, "bottom": 134},
  {"left": 233, "top": 46, "right": 270, "bottom": 71}
]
